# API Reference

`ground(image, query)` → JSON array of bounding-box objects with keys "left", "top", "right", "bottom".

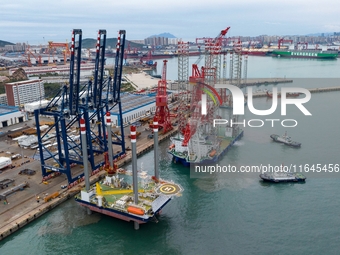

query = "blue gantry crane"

[
  {"left": 34, "top": 29, "right": 126, "bottom": 184},
  {"left": 108, "top": 30, "right": 126, "bottom": 154}
]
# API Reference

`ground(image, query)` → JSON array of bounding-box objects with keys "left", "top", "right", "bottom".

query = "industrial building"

[
  {"left": 69, "top": 92, "right": 157, "bottom": 127},
  {"left": 9, "top": 64, "right": 97, "bottom": 77},
  {"left": 4, "top": 79, "right": 45, "bottom": 106},
  {"left": 0, "top": 105, "right": 28, "bottom": 128},
  {"left": 110, "top": 93, "right": 156, "bottom": 126}
]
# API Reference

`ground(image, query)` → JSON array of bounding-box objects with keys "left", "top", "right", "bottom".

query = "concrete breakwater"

[
  {"left": 241, "top": 78, "right": 293, "bottom": 87},
  {"left": 247, "top": 86, "right": 340, "bottom": 98}
]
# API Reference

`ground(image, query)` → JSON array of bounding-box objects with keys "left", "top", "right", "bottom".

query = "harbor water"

[{"left": 1, "top": 56, "right": 340, "bottom": 254}]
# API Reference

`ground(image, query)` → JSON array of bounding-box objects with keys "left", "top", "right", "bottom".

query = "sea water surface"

[{"left": 1, "top": 56, "right": 340, "bottom": 255}]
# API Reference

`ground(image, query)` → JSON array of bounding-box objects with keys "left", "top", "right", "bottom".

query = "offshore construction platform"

[
  {"left": 34, "top": 29, "right": 182, "bottom": 229},
  {"left": 75, "top": 116, "right": 182, "bottom": 229},
  {"left": 168, "top": 27, "right": 245, "bottom": 166}
]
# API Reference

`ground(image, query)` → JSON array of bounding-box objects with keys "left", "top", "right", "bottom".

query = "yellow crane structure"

[
  {"left": 25, "top": 45, "right": 42, "bottom": 67},
  {"left": 96, "top": 182, "right": 145, "bottom": 196},
  {"left": 48, "top": 41, "right": 70, "bottom": 64}
]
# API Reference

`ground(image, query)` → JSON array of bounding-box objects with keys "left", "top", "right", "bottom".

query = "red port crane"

[
  {"left": 278, "top": 38, "right": 293, "bottom": 49},
  {"left": 296, "top": 42, "right": 308, "bottom": 50},
  {"left": 150, "top": 60, "right": 173, "bottom": 134},
  {"left": 180, "top": 28, "right": 229, "bottom": 146}
]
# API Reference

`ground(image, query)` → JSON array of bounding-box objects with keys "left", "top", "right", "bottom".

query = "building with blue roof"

[{"left": 0, "top": 105, "right": 28, "bottom": 128}]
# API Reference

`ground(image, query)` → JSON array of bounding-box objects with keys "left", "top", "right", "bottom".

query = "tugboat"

[
  {"left": 260, "top": 171, "right": 306, "bottom": 183},
  {"left": 270, "top": 132, "right": 301, "bottom": 148}
]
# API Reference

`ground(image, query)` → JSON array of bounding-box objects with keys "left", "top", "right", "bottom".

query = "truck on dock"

[
  {"left": 0, "top": 181, "right": 29, "bottom": 201},
  {"left": 0, "top": 178, "right": 15, "bottom": 189},
  {"left": 0, "top": 157, "right": 12, "bottom": 170}
]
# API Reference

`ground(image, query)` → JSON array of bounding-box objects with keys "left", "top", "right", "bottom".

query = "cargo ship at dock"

[{"left": 271, "top": 49, "right": 338, "bottom": 59}]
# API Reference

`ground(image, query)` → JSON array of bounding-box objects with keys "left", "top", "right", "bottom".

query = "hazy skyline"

[{"left": 1, "top": 0, "right": 340, "bottom": 44}]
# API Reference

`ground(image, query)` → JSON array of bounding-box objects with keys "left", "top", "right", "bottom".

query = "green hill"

[
  {"left": 0, "top": 40, "right": 14, "bottom": 47},
  {"left": 82, "top": 38, "right": 144, "bottom": 49}
]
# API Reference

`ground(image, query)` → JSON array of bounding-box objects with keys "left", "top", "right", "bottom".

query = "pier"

[
  {"left": 248, "top": 86, "right": 340, "bottom": 98},
  {"left": 170, "top": 78, "right": 293, "bottom": 90},
  {"left": 241, "top": 78, "right": 293, "bottom": 87}
]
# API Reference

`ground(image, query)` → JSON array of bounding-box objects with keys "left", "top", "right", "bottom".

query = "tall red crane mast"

[
  {"left": 198, "top": 27, "right": 230, "bottom": 85},
  {"left": 126, "top": 42, "right": 138, "bottom": 54},
  {"left": 150, "top": 60, "right": 173, "bottom": 134},
  {"left": 181, "top": 64, "right": 204, "bottom": 146}
]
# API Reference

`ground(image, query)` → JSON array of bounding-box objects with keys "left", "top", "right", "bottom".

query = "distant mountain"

[
  {"left": 81, "top": 38, "right": 144, "bottom": 49},
  {"left": 147, "top": 33, "right": 176, "bottom": 39},
  {"left": 0, "top": 40, "right": 14, "bottom": 47}
]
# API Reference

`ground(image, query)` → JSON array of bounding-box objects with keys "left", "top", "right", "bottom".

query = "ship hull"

[
  {"left": 260, "top": 173, "right": 306, "bottom": 183},
  {"left": 272, "top": 50, "right": 338, "bottom": 59},
  {"left": 170, "top": 130, "right": 244, "bottom": 167},
  {"left": 241, "top": 50, "right": 269, "bottom": 56},
  {"left": 270, "top": 134, "right": 301, "bottom": 148},
  {"left": 75, "top": 197, "right": 171, "bottom": 224},
  {"left": 140, "top": 54, "right": 175, "bottom": 60},
  {"left": 188, "top": 52, "right": 201, "bottom": 56}
]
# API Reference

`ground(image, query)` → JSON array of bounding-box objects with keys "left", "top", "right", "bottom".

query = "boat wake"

[{"left": 233, "top": 141, "right": 245, "bottom": 146}]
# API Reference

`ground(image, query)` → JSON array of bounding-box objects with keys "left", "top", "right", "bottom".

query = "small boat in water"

[
  {"left": 270, "top": 132, "right": 301, "bottom": 148},
  {"left": 260, "top": 171, "right": 306, "bottom": 183}
]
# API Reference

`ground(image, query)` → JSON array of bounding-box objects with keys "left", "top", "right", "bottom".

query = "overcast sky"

[{"left": 1, "top": 0, "right": 340, "bottom": 44}]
